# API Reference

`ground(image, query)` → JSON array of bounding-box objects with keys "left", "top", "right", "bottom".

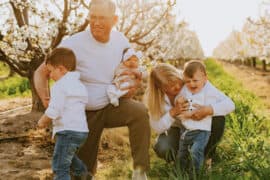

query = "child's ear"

[{"left": 59, "top": 65, "right": 68, "bottom": 73}]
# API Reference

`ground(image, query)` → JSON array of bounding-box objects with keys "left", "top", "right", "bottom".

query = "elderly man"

[{"left": 34, "top": 0, "right": 150, "bottom": 179}]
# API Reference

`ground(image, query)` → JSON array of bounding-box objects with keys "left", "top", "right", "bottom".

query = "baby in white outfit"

[{"left": 107, "top": 48, "right": 142, "bottom": 106}]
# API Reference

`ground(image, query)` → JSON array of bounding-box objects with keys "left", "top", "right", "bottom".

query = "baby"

[{"left": 107, "top": 48, "right": 143, "bottom": 106}]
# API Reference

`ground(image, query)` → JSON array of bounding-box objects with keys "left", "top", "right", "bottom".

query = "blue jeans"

[
  {"left": 52, "top": 130, "right": 88, "bottom": 180},
  {"left": 154, "top": 116, "right": 225, "bottom": 162},
  {"left": 178, "top": 129, "right": 210, "bottom": 172}
]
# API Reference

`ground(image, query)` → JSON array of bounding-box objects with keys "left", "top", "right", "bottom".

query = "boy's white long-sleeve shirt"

[
  {"left": 45, "top": 72, "right": 89, "bottom": 137},
  {"left": 178, "top": 81, "right": 235, "bottom": 131}
]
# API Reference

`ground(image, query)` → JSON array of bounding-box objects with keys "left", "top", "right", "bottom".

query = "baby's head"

[
  {"left": 183, "top": 60, "right": 207, "bottom": 94},
  {"left": 122, "top": 48, "right": 142, "bottom": 68},
  {"left": 45, "top": 47, "right": 76, "bottom": 81}
]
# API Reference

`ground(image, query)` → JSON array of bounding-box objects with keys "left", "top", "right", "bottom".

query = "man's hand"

[
  {"left": 120, "top": 72, "right": 142, "bottom": 99},
  {"left": 119, "top": 69, "right": 142, "bottom": 81},
  {"left": 190, "top": 104, "right": 213, "bottom": 120}
]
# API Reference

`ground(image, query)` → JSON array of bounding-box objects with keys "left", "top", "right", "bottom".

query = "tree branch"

[
  {"left": 124, "top": 13, "right": 139, "bottom": 37},
  {"left": 51, "top": 0, "right": 70, "bottom": 48},
  {"left": 131, "top": 9, "right": 169, "bottom": 42},
  {"left": 131, "top": 38, "right": 155, "bottom": 50},
  {"left": 71, "top": 19, "right": 89, "bottom": 35},
  {"left": 9, "top": 1, "right": 25, "bottom": 27},
  {"left": 80, "top": 0, "right": 90, "bottom": 8},
  {"left": 10, "top": 1, "right": 33, "bottom": 50},
  {"left": 0, "top": 49, "right": 28, "bottom": 77}
]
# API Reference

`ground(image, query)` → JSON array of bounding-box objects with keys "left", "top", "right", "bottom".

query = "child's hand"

[
  {"left": 37, "top": 114, "right": 52, "bottom": 129},
  {"left": 175, "top": 96, "right": 189, "bottom": 108},
  {"left": 37, "top": 119, "right": 47, "bottom": 129},
  {"left": 190, "top": 104, "right": 213, "bottom": 120},
  {"left": 177, "top": 111, "right": 193, "bottom": 120}
]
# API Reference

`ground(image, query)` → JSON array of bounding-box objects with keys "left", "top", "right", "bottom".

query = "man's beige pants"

[{"left": 78, "top": 98, "right": 150, "bottom": 174}]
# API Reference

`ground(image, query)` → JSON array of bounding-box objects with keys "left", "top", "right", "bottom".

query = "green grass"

[
  {"left": 0, "top": 74, "right": 31, "bottom": 98},
  {"left": 0, "top": 62, "right": 10, "bottom": 77},
  {"left": 202, "top": 59, "right": 270, "bottom": 179},
  {"left": 0, "top": 62, "right": 31, "bottom": 98}
]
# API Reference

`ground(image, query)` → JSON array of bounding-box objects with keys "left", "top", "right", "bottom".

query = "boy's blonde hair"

[
  {"left": 45, "top": 47, "right": 76, "bottom": 71},
  {"left": 144, "top": 63, "right": 183, "bottom": 120},
  {"left": 183, "top": 60, "right": 206, "bottom": 78}
]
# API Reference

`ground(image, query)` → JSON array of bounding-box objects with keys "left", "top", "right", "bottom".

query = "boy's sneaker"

[
  {"left": 73, "top": 173, "right": 93, "bottom": 180},
  {"left": 132, "top": 168, "right": 147, "bottom": 180}
]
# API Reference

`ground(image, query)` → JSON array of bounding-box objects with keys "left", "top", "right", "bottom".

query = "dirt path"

[
  {"left": 218, "top": 61, "right": 270, "bottom": 115},
  {"left": 0, "top": 99, "right": 129, "bottom": 180},
  {"left": 0, "top": 107, "right": 52, "bottom": 180}
]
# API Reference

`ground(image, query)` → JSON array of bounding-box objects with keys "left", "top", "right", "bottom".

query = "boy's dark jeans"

[
  {"left": 153, "top": 116, "right": 225, "bottom": 162},
  {"left": 53, "top": 130, "right": 88, "bottom": 180}
]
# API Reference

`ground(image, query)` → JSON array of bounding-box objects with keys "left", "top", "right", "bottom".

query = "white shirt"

[
  {"left": 60, "top": 29, "right": 130, "bottom": 110},
  {"left": 178, "top": 81, "right": 235, "bottom": 131},
  {"left": 150, "top": 81, "right": 235, "bottom": 134},
  {"left": 150, "top": 95, "right": 179, "bottom": 134},
  {"left": 45, "top": 72, "right": 89, "bottom": 137}
]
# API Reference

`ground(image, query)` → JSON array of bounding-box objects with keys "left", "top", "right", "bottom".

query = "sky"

[{"left": 175, "top": 0, "right": 263, "bottom": 56}]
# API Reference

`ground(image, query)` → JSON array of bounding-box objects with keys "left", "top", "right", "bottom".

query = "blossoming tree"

[{"left": 0, "top": 0, "right": 204, "bottom": 111}]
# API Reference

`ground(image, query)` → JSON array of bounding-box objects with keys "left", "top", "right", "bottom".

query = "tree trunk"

[
  {"left": 252, "top": 57, "right": 256, "bottom": 68},
  {"left": 247, "top": 58, "right": 251, "bottom": 66},
  {"left": 29, "top": 73, "right": 45, "bottom": 112},
  {"left": 262, "top": 60, "right": 267, "bottom": 71}
]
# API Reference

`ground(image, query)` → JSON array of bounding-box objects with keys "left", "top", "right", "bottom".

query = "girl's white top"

[{"left": 150, "top": 95, "right": 181, "bottom": 134}]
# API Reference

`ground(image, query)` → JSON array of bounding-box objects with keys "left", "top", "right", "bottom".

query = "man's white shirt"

[{"left": 59, "top": 29, "right": 130, "bottom": 110}]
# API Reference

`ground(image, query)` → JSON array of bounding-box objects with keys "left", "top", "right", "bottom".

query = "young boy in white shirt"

[
  {"left": 175, "top": 60, "right": 235, "bottom": 173},
  {"left": 107, "top": 48, "right": 143, "bottom": 106},
  {"left": 37, "top": 47, "right": 90, "bottom": 180}
]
